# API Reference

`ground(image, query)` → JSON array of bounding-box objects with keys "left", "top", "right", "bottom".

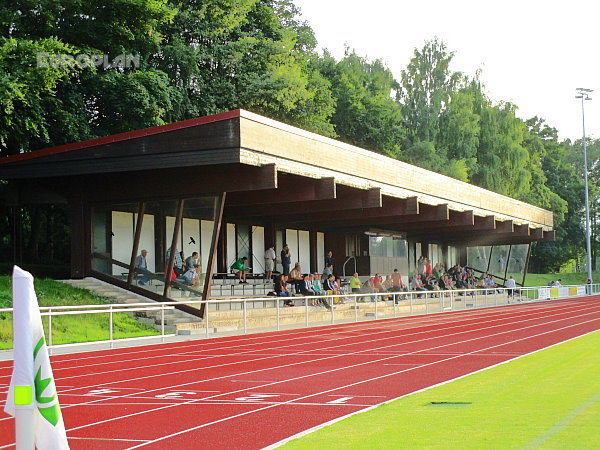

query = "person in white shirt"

[
  {"left": 506, "top": 276, "right": 517, "bottom": 301},
  {"left": 264, "top": 245, "right": 276, "bottom": 281}
]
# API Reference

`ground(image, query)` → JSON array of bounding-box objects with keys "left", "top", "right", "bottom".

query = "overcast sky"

[{"left": 294, "top": 0, "right": 598, "bottom": 141}]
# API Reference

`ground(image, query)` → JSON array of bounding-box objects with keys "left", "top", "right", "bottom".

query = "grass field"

[
  {"left": 284, "top": 330, "right": 600, "bottom": 449},
  {"left": 524, "top": 272, "right": 600, "bottom": 287},
  {"left": 0, "top": 276, "right": 159, "bottom": 350}
]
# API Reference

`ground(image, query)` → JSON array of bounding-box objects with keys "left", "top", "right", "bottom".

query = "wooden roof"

[{"left": 0, "top": 109, "right": 553, "bottom": 244}]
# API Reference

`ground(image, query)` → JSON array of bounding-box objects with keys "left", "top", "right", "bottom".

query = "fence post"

[
  {"left": 109, "top": 305, "right": 114, "bottom": 349},
  {"left": 331, "top": 296, "right": 334, "bottom": 325},
  {"left": 305, "top": 296, "right": 309, "bottom": 328},
  {"left": 161, "top": 305, "right": 165, "bottom": 342},
  {"left": 276, "top": 297, "right": 280, "bottom": 331},
  {"left": 374, "top": 294, "right": 378, "bottom": 320},
  {"left": 354, "top": 295, "right": 358, "bottom": 322},
  {"left": 243, "top": 299, "right": 247, "bottom": 334},
  {"left": 205, "top": 301, "right": 209, "bottom": 338},
  {"left": 410, "top": 293, "right": 413, "bottom": 315},
  {"left": 48, "top": 308, "right": 53, "bottom": 355}
]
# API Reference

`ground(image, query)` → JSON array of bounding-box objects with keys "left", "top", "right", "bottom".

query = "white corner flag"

[{"left": 4, "top": 266, "right": 69, "bottom": 449}]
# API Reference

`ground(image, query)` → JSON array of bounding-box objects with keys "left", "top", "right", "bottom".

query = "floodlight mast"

[{"left": 576, "top": 88, "right": 593, "bottom": 284}]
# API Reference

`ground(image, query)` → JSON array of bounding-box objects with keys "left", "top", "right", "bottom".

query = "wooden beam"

[
  {"left": 530, "top": 227, "right": 543, "bottom": 239},
  {"left": 85, "top": 163, "right": 277, "bottom": 203},
  {"left": 163, "top": 200, "right": 184, "bottom": 298},
  {"left": 127, "top": 202, "right": 145, "bottom": 286},
  {"left": 495, "top": 220, "right": 514, "bottom": 234},
  {"left": 224, "top": 185, "right": 381, "bottom": 219},
  {"left": 201, "top": 192, "right": 226, "bottom": 318},
  {"left": 543, "top": 230, "right": 555, "bottom": 241},
  {"left": 226, "top": 175, "right": 336, "bottom": 206}
]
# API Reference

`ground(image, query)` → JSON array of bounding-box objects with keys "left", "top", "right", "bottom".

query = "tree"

[{"left": 317, "top": 49, "right": 404, "bottom": 157}]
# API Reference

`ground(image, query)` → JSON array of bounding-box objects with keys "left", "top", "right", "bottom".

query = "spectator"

[
  {"left": 288, "top": 263, "right": 303, "bottom": 293},
  {"left": 134, "top": 249, "right": 151, "bottom": 285},
  {"left": 182, "top": 264, "right": 200, "bottom": 288},
  {"left": 349, "top": 273, "right": 362, "bottom": 293},
  {"left": 185, "top": 252, "right": 200, "bottom": 274},
  {"left": 274, "top": 274, "right": 294, "bottom": 307},
  {"left": 230, "top": 256, "right": 249, "bottom": 284},
  {"left": 325, "top": 251, "right": 336, "bottom": 272},
  {"left": 280, "top": 244, "right": 291, "bottom": 276},
  {"left": 322, "top": 264, "right": 333, "bottom": 279},
  {"left": 264, "top": 245, "right": 276, "bottom": 281},
  {"left": 411, "top": 274, "right": 426, "bottom": 292},
  {"left": 166, "top": 247, "right": 184, "bottom": 276},
  {"left": 506, "top": 275, "right": 516, "bottom": 301}
]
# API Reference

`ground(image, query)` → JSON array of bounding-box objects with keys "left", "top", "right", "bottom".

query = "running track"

[{"left": 1, "top": 297, "right": 599, "bottom": 449}]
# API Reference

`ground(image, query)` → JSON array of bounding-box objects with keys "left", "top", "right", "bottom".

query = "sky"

[{"left": 294, "top": 0, "right": 599, "bottom": 141}]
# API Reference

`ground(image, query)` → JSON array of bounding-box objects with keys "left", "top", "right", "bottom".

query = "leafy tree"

[
  {"left": 317, "top": 49, "right": 404, "bottom": 157},
  {"left": 399, "top": 38, "right": 461, "bottom": 146}
]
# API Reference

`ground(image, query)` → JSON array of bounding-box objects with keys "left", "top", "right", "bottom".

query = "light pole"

[{"left": 576, "top": 88, "right": 593, "bottom": 283}]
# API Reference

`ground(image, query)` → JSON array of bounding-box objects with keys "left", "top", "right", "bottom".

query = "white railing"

[{"left": 0, "top": 283, "right": 597, "bottom": 353}]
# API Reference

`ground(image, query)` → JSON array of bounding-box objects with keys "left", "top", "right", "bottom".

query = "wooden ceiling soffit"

[
  {"left": 224, "top": 186, "right": 381, "bottom": 219},
  {"left": 408, "top": 214, "right": 495, "bottom": 240},
  {"left": 226, "top": 175, "right": 336, "bottom": 206},
  {"left": 86, "top": 163, "right": 277, "bottom": 202},
  {"left": 399, "top": 208, "right": 472, "bottom": 233},
  {"left": 273, "top": 196, "right": 420, "bottom": 227}
]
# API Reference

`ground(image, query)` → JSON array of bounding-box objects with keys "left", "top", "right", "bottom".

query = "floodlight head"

[{"left": 576, "top": 87, "right": 594, "bottom": 93}]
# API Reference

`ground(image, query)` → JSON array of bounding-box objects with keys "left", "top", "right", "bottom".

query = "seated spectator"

[
  {"left": 134, "top": 249, "right": 152, "bottom": 285},
  {"left": 322, "top": 264, "right": 334, "bottom": 279},
  {"left": 274, "top": 274, "right": 294, "bottom": 306},
  {"left": 312, "top": 273, "right": 331, "bottom": 310},
  {"left": 411, "top": 274, "right": 426, "bottom": 291},
  {"left": 300, "top": 274, "right": 316, "bottom": 295},
  {"left": 349, "top": 272, "right": 362, "bottom": 293},
  {"left": 166, "top": 247, "right": 184, "bottom": 276},
  {"left": 230, "top": 256, "right": 249, "bottom": 283},
  {"left": 288, "top": 263, "right": 303, "bottom": 293},
  {"left": 182, "top": 264, "right": 201, "bottom": 288},
  {"left": 185, "top": 251, "right": 200, "bottom": 273}
]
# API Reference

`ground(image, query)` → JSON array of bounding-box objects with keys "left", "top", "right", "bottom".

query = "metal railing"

[{"left": 0, "top": 283, "right": 597, "bottom": 353}]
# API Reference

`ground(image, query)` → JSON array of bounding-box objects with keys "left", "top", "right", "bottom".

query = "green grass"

[
  {"left": 284, "top": 331, "right": 600, "bottom": 449},
  {"left": 524, "top": 272, "right": 600, "bottom": 287},
  {"left": 0, "top": 276, "right": 159, "bottom": 350}
]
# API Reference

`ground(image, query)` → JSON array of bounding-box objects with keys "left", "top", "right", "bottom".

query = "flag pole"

[{"left": 15, "top": 408, "right": 35, "bottom": 450}]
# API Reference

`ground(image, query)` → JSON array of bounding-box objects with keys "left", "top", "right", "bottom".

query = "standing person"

[
  {"left": 281, "top": 244, "right": 291, "bottom": 276},
  {"left": 325, "top": 251, "right": 335, "bottom": 272},
  {"left": 134, "top": 249, "right": 151, "bottom": 285},
  {"left": 264, "top": 245, "right": 276, "bottom": 281},
  {"left": 506, "top": 275, "right": 517, "bottom": 302},
  {"left": 230, "top": 256, "right": 249, "bottom": 283}
]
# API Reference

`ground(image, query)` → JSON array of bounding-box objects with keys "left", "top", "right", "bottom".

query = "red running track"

[{"left": 1, "top": 297, "right": 600, "bottom": 449}]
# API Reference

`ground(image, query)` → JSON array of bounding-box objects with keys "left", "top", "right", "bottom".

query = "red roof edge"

[{"left": 0, "top": 109, "right": 242, "bottom": 165}]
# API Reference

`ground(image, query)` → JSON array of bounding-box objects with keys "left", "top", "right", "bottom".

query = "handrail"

[{"left": 342, "top": 256, "right": 357, "bottom": 278}]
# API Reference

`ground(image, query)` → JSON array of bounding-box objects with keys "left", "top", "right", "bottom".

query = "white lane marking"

[
  {"left": 127, "top": 318, "right": 600, "bottom": 449},
  {"left": 0, "top": 301, "right": 596, "bottom": 431},
  {"left": 235, "top": 393, "right": 280, "bottom": 402},
  {"left": 66, "top": 308, "right": 600, "bottom": 437},
  {"left": 327, "top": 397, "right": 354, "bottom": 404},
  {"left": 51, "top": 304, "right": 600, "bottom": 421},
  {"left": 154, "top": 392, "right": 198, "bottom": 399}
]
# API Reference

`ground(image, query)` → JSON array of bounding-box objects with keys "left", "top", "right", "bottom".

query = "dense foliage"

[{"left": 0, "top": 0, "right": 595, "bottom": 272}]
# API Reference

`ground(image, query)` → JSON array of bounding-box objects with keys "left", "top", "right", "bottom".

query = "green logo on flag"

[{"left": 33, "top": 337, "right": 61, "bottom": 426}]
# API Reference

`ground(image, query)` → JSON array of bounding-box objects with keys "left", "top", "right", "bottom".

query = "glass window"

[
  {"left": 507, "top": 244, "right": 529, "bottom": 279},
  {"left": 467, "top": 245, "right": 492, "bottom": 274},
  {"left": 490, "top": 245, "right": 510, "bottom": 278}
]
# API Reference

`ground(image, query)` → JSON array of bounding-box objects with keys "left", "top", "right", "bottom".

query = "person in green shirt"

[
  {"left": 231, "top": 257, "right": 249, "bottom": 283},
  {"left": 349, "top": 272, "right": 362, "bottom": 293}
]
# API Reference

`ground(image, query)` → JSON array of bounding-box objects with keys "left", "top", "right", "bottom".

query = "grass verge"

[
  {"left": 284, "top": 330, "right": 600, "bottom": 449},
  {"left": 0, "top": 276, "right": 159, "bottom": 350}
]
